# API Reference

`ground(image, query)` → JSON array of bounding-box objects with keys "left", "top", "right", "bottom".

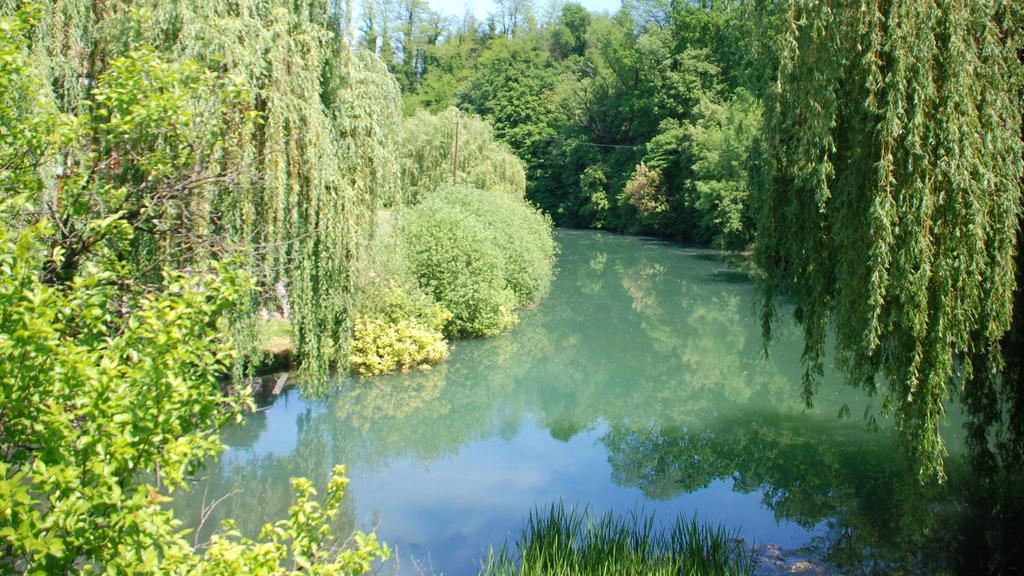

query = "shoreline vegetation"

[
  {"left": 480, "top": 504, "right": 755, "bottom": 576},
  {"left": 251, "top": 108, "right": 557, "bottom": 380},
  {"left": 252, "top": 235, "right": 754, "bottom": 379}
]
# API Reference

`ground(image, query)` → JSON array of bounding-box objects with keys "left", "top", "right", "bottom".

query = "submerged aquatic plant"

[{"left": 480, "top": 503, "right": 754, "bottom": 576}]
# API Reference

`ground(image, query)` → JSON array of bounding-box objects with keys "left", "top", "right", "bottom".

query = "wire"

[{"left": 538, "top": 137, "right": 645, "bottom": 150}]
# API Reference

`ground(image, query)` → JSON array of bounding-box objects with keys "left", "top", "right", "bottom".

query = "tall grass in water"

[{"left": 480, "top": 504, "right": 754, "bottom": 576}]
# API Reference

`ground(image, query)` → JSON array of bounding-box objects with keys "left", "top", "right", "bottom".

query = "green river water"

[{"left": 174, "top": 229, "right": 1011, "bottom": 575}]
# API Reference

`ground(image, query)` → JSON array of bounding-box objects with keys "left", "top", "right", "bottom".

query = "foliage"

[
  {"left": 356, "top": 96, "right": 548, "bottom": 371},
  {"left": 458, "top": 35, "right": 563, "bottom": 189},
  {"left": 0, "top": 200, "right": 243, "bottom": 573},
  {"left": 0, "top": 200, "right": 388, "bottom": 574},
  {"left": 401, "top": 107, "right": 526, "bottom": 201},
  {"left": 399, "top": 1, "right": 765, "bottom": 247},
  {"left": 622, "top": 162, "right": 668, "bottom": 221},
  {"left": 479, "top": 503, "right": 754, "bottom": 576},
  {"left": 350, "top": 279, "right": 450, "bottom": 376},
  {"left": 688, "top": 89, "right": 762, "bottom": 249},
  {"left": 550, "top": 3, "right": 590, "bottom": 59},
  {"left": 198, "top": 466, "right": 389, "bottom": 575},
  {"left": 578, "top": 165, "right": 612, "bottom": 230},
  {"left": 428, "top": 185, "right": 556, "bottom": 306},
  {"left": 397, "top": 194, "right": 519, "bottom": 338},
  {"left": 754, "top": 0, "right": 1023, "bottom": 480},
  {"left": 0, "top": 10, "right": 61, "bottom": 199}
]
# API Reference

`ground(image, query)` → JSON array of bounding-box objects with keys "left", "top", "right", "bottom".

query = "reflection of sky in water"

[
  {"left": 349, "top": 418, "right": 824, "bottom": 574},
  {"left": 220, "top": 394, "right": 329, "bottom": 477}
]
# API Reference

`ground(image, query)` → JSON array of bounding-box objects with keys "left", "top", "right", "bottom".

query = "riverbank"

[{"left": 255, "top": 318, "right": 294, "bottom": 375}]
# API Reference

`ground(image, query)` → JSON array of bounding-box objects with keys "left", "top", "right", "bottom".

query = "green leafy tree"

[
  {"left": 550, "top": 2, "right": 590, "bottom": 59},
  {"left": 401, "top": 107, "right": 527, "bottom": 200},
  {"left": 688, "top": 89, "right": 762, "bottom": 249},
  {"left": 460, "top": 35, "right": 562, "bottom": 174}
]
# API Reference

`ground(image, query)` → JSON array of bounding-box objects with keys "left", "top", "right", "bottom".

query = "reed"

[{"left": 479, "top": 504, "right": 755, "bottom": 576}]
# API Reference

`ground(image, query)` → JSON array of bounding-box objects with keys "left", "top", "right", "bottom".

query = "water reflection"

[{"left": 173, "top": 230, "right": 1001, "bottom": 575}]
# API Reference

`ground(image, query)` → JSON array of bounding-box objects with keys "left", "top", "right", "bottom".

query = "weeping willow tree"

[
  {"left": 9, "top": 0, "right": 403, "bottom": 385},
  {"left": 755, "top": 0, "right": 1023, "bottom": 480},
  {"left": 401, "top": 107, "right": 527, "bottom": 200}
]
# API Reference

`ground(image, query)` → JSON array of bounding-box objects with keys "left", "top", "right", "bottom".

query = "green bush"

[
  {"left": 0, "top": 202, "right": 388, "bottom": 574},
  {"left": 350, "top": 280, "right": 451, "bottom": 376},
  {"left": 427, "top": 186, "right": 556, "bottom": 306},
  {"left": 397, "top": 199, "right": 519, "bottom": 338}
]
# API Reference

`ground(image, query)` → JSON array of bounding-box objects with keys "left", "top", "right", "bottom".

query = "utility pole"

[
  {"left": 344, "top": 0, "right": 355, "bottom": 47},
  {"left": 452, "top": 111, "right": 460, "bottom": 184}
]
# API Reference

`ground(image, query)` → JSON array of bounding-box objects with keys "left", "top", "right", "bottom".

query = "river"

[{"left": 173, "top": 229, "right": 999, "bottom": 575}]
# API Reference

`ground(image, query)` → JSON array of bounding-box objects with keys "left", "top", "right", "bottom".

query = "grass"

[
  {"left": 479, "top": 503, "right": 754, "bottom": 576},
  {"left": 255, "top": 318, "right": 294, "bottom": 374},
  {"left": 258, "top": 318, "right": 293, "bottom": 356}
]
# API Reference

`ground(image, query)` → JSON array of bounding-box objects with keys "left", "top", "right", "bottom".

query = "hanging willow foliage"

[
  {"left": 402, "top": 107, "right": 527, "bottom": 201},
  {"left": 9, "top": 0, "right": 403, "bottom": 386},
  {"left": 755, "top": 0, "right": 1023, "bottom": 480}
]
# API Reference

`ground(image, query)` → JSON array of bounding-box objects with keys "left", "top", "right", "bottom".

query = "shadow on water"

[
  {"left": 172, "top": 230, "right": 1021, "bottom": 575},
  {"left": 707, "top": 269, "right": 755, "bottom": 285}
]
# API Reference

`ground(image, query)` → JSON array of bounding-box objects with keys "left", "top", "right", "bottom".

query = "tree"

[
  {"left": 755, "top": 0, "right": 1023, "bottom": 480},
  {"left": 551, "top": 2, "right": 590, "bottom": 58},
  {"left": 688, "top": 89, "right": 762, "bottom": 248},
  {"left": 401, "top": 107, "right": 526, "bottom": 200},
  {"left": 13, "top": 0, "right": 404, "bottom": 386},
  {"left": 495, "top": 0, "right": 536, "bottom": 37}
]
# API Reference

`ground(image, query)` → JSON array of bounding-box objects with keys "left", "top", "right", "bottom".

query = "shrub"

[
  {"left": 623, "top": 162, "right": 668, "bottom": 217},
  {"left": 397, "top": 199, "right": 518, "bottom": 338},
  {"left": 350, "top": 280, "right": 451, "bottom": 376},
  {"left": 427, "top": 185, "right": 556, "bottom": 307},
  {"left": 0, "top": 201, "right": 388, "bottom": 574}
]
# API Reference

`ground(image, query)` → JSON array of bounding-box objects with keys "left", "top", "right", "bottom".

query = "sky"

[{"left": 426, "top": 0, "right": 623, "bottom": 20}]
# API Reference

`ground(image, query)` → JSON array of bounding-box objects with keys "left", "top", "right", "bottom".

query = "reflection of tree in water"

[
  {"left": 340, "top": 368, "right": 451, "bottom": 430},
  {"left": 576, "top": 250, "right": 607, "bottom": 296},
  {"left": 171, "top": 402, "right": 361, "bottom": 547},
  {"left": 600, "top": 414, "right": 992, "bottom": 575},
  {"left": 609, "top": 246, "right": 852, "bottom": 423},
  {"left": 621, "top": 261, "right": 664, "bottom": 315}
]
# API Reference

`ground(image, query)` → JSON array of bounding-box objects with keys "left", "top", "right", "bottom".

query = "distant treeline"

[{"left": 361, "top": 0, "right": 764, "bottom": 249}]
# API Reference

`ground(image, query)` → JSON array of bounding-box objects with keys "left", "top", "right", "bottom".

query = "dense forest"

[
  {"left": 381, "top": 0, "right": 764, "bottom": 248},
  {"left": 1, "top": 0, "right": 1022, "bottom": 573}
]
